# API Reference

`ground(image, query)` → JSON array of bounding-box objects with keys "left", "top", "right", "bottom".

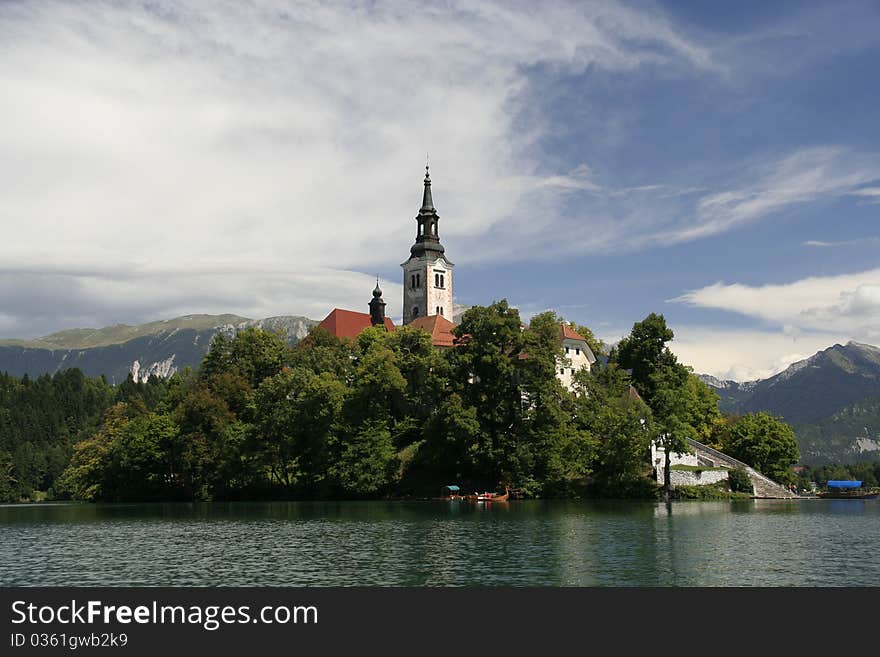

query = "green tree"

[
  {"left": 573, "top": 363, "right": 653, "bottom": 495},
  {"left": 521, "top": 312, "right": 588, "bottom": 494},
  {"left": 253, "top": 367, "right": 346, "bottom": 495},
  {"left": 202, "top": 328, "right": 291, "bottom": 388},
  {"left": 447, "top": 300, "right": 526, "bottom": 487},
  {"left": 720, "top": 412, "right": 799, "bottom": 484},
  {"left": 330, "top": 419, "right": 399, "bottom": 496},
  {"left": 573, "top": 323, "right": 606, "bottom": 358},
  {"left": 0, "top": 449, "right": 17, "bottom": 503},
  {"left": 727, "top": 467, "right": 753, "bottom": 493},
  {"left": 290, "top": 326, "right": 355, "bottom": 379},
  {"left": 613, "top": 313, "right": 720, "bottom": 501}
]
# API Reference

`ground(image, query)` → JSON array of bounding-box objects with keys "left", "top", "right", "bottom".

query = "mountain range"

[
  {"left": 699, "top": 342, "right": 880, "bottom": 465},
  {"left": 0, "top": 314, "right": 317, "bottom": 385}
]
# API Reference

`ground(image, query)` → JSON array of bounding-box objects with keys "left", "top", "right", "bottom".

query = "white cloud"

[
  {"left": 0, "top": 0, "right": 714, "bottom": 336},
  {"left": 671, "top": 268, "right": 880, "bottom": 343},
  {"left": 476, "top": 146, "right": 880, "bottom": 260},
  {"left": 666, "top": 147, "right": 880, "bottom": 244},
  {"left": 668, "top": 326, "right": 847, "bottom": 382}
]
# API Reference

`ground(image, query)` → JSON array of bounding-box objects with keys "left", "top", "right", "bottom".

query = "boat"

[
  {"left": 468, "top": 487, "right": 509, "bottom": 502},
  {"left": 817, "top": 480, "right": 880, "bottom": 499},
  {"left": 437, "top": 484, "right": 464, "bottom": 500}
]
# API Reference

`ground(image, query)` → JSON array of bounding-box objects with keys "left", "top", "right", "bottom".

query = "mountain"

[
  {"left": 701, "top": 342, "right": 880, "bottom": 424},
  {"left": 795, "top": 396, "right": 880, "bottom": 464},
  {"left": 0, "top": 314, "right": 318, "bottom": 384},
  {"left": 700, "top": 342, "right": 880, "bottom": 464}
]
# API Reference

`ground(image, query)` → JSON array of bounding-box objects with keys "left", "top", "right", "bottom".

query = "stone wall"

[{"left": 669, "top": 468, "right": 729, "bottom": 488}]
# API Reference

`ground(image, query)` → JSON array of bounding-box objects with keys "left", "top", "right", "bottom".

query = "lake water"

[{"left": 1, "top": 499, "right": 878, "bottom": 586}]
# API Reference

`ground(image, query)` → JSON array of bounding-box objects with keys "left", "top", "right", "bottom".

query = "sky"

[{"left": 1, "top": 0, "right": 879, "bottom": 381}]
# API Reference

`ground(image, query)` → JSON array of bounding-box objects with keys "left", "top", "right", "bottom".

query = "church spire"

[
  {"left": 411, "top": 164, "right": 444, "bottom": 257},
  {"left": 421, "top": 164, "right": 434, "bottom": 210},
  {"left": 369, "top": 278, "right": 387, "bottom": 327}
]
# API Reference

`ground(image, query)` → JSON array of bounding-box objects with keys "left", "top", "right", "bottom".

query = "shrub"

[{"left": 728, "top": 467, "right": 753, "bottom": 493}]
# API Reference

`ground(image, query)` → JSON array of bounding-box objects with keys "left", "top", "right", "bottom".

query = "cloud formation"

[
  {"left": 668, "top": 326, "right": 848, "bottom": 382},
  {"left": 671, "top": 268, "right": 880, "bottom": 345},
  {"left": 0, "top": 0, "right": 715, "bottom": 335}
]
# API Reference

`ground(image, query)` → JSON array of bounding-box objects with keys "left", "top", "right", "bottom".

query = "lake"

[{"left": 1, "top": 499, "right": 878, "bottom": 586}]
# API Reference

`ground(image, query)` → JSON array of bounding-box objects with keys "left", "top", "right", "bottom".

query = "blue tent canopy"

[
  {"left": 443, "top": 485, "right": 460, "bottom": 491},
  {"left": 827, "top": 480, "right": 862, "bottom": 489}
]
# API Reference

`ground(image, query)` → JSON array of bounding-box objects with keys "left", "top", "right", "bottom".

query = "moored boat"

[
  {"left": 468, "top": 487, "right": 509, "bottom": 502},
  {"left": 817, "top": 480, "right": 879, "bottom": 499}
]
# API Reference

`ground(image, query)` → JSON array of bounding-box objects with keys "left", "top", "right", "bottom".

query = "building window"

[
  {"left": 434, "top": 271, "right": 445, "bottom": 288},
  {"left": 413, "top": 306, "right": 419, "bottom": 318},
  {"left": 439, "top": 306, "right": 444, "bottom": 316},
  {"left": 565, "top": 346, "right": 570, "bottom": 354},
  {"left": 575, "top": 348, "right": 580, "bottom": 355},
  {"left": 417, "top": 273, "right": 421, "bottom": 287}
]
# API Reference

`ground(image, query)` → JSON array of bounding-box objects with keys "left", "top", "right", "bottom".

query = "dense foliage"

[
  {"left": 714, "top": 412, "right": 800, "bottom": 484},
  {"left": 0, "top": 305, "right": 801, "bottom": 503},
  {"left": 794, "top": 462, "right": 880, "bottom": 490},
  {"left": 0, "top": 369, "right": 163, "bottom": 501},
  {"left": 0, "top": 304, "right": 656, "bottom": 501}
]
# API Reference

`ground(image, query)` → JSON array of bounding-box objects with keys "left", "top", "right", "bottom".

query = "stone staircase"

[{"left": 686, "top": 438, "right": 797, "bottom": 499}]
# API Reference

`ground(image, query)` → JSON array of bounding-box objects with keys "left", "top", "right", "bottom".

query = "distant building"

[
  {"left": 557, "top": 324, "right": 597, "bottom": 391},
  {"left": 317, "top": 167, "right": 595, "bottom": 373},
  {"left": 318, "top": 282, "right": 395, "bottom": 341},
  {"left": 408, "top": 314, "right": 457, "bottom": 348},
  {"left": 319, "top": 166, "right": 459, "bottom": 347}
]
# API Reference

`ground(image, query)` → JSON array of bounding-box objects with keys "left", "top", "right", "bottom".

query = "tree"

[
  {"left": 521, "top": 312, "right": 587, "bottom": 494},
  {"left": 253, "top": 367, "right": 346, "bottom": 495},
  {"left": 446, "top": 300, "right": 526, "bottom": 486},
  {"left": 573, "top": 363, "right": 652, "bottom": 495},
  {"left": 0, "top": 450, "right": 17, "bottom": 503},
  {"left": 613, "top": 313, "right": 720, "bottom": 501},
  {"left": 727, "top": 467, "right": 753, "bottom": 493},
  {"left": 720, "top": 412, "right": 799, "bottom": 484},
  {"left": 574, "top": 323, "right": 606, "bottom": 358},
  {"left": 202, "top": 328, "right": 291, "bottom": 389},
  {"left": 330, "top": 419, "right": 399, "bottom": 496}
]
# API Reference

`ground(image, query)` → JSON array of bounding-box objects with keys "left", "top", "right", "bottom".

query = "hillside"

[
  {"left": 795, "top": 396, "right": 880, "bottom": 464},
  {"left": 700, "top": 342, "right": 880, "bottom": 464},
  {"left": 0, "top": 315, "right": 317, "bottom": 383}
]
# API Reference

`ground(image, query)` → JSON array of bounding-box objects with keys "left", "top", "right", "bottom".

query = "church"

[{"left": 318, "top": 165, "right": 595, "bottom": 385}]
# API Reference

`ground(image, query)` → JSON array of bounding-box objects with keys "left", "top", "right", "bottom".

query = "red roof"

[
  {"left": 561, "top": 323, "right": 587, "bottom": 342},
  {"left": 318, "top": 308, "right": 395, "bottom": 341},
  {"left": 408, "top": 314, "right": 457, "bottom": 347}
]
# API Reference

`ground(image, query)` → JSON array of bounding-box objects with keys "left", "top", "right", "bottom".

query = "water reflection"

[{"left": 1, "top": 500, "right": 879, "bottom": 586}]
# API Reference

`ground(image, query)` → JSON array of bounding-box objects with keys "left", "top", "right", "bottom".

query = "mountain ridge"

[
  {"left": 0, "top": 314, "right": 318, "bottom": 383},
  {"left": 699, "top": 341, "right": 880, "bottom": 464}
]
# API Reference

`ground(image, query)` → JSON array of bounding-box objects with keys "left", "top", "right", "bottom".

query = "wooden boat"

[
  {"left": 817, "top": 480, "right": 879, "bottom": 499},
  {"left": 468, "top": 487, "right": 509, "bottom": 502}
]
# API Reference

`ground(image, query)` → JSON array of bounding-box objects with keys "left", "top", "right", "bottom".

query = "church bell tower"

[{"left": 401, "top": 165, "right": 454, "bottom": 324}]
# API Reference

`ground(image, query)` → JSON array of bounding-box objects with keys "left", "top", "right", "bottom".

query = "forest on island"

[{"left": 0, "top": 303, "right": 799, "bottom": 503}]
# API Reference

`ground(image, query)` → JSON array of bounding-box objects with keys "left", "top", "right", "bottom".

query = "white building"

[
  {"left": 401, "top": 166, "right": 454, "bottom": 325},
  {"left": 557, "top": 324, "right": 597, "bottom": 391}
]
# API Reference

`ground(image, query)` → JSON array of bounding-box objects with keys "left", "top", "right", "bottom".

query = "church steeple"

[
  {"left": 369, "top": 279, "right": 387, "bottom": 327},
  {"left": 401, "top": 162, "right": 454, "bottom": 326},
  {"left": 411, "top": 165, "right": 444, "bottom": 257}
]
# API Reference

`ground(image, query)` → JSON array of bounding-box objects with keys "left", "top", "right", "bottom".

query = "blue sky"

[{"left": 1, "top": 0, "right": 879, "bottom": 379}]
